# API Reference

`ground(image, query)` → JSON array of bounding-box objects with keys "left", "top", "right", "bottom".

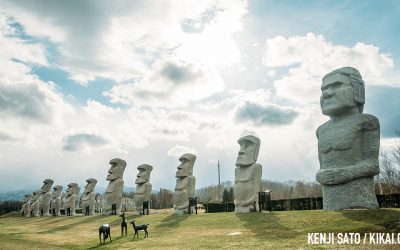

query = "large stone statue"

[
  {"left": 50, "top": 185, "right": 63, "bottom": 216},
  {"left": 134, "top": 164, "right": 153, "bottom": 214},
  {"left": 22, "top": 194, "right": 31, "bottom": 217},
  {"left": 81, "top": 178, "right": 97, "bottom": 216},
  {"left": 103, "top": 158, "right": 126, "bottom": 215},
  {"left": 39, "top": 179, "right": 54, "bottom": 216},
  {"left": 95, "top": 194, "right": 102, "bottom": 213},
  {"left": 316, "top": 67, "right": 380, "bottom": 210},
  {"left": 234, "top": 135, "right": 262, "bottom": 213},
  {"left": 173, "top": 153, "right": 196, "bottom": 214},
  {"left": 75, "top": 187, "right": 81, "bottom": 209},
  {"left": 64, "top": 183, "right": 79, "bottom": 216},
  {"left": 30, "top": 190, "right": 41, "bottom": 217}
]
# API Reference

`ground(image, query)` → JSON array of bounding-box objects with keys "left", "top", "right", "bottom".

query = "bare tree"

[{"left": 377, "top": 131, "right": 400, "bottom": 195}]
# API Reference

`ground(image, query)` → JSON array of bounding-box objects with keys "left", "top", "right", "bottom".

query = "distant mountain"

[
  {"left": 0, "top": 190, "right": 32, "bottom": 201},
  {"left": 0, "top": 186, "right": 136, "bottom": 201}
]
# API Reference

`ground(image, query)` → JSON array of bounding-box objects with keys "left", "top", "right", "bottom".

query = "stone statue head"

[
  {"left": 176, "top": 153, "right": 196, "bottom": 178},
  {"left": 321, "top": 67, "right": 365, "bottom": 116},
  {"left": 236, "top": 135, "right": 261, "bottom": 167},
  {"left": 107, "top": 158, "right": 126, "bottom": 181},
  {"left": 84, "top": 178, "right": 97, "bottom": 194},
  {"left": 23, "top": 194, "right": 32, "bottom": 203},
  {"left": 41, "top": 179, "right": 54, "bottom": 193},
  {"left": 32, "top": 190, "right": 41, "bottom": 201},
  {"left": 66, "top": 183, "right": 78, "bottom": 196},
  {"left": 135, "top": 164, "right": 153, "bottom": 184},
  {"left": 52, "top": 185, "right": 63, "bottom": 198}
]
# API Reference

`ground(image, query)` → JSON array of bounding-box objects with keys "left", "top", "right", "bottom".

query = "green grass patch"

[{"left": 0, "top": 209, "right": 400, "bottom": 249}]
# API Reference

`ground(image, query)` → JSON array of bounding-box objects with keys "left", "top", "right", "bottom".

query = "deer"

[
  {"left": 119, "top": 212, "right": 127, "bottom": 236},
  {"left": 99, "top": 224, "right": 112, "bottom": 244},
  {"left": 130, "top": 220, "right": 149, "bottom": 238}
]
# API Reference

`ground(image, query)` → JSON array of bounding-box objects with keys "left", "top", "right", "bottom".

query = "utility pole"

[{"left": 218, "top": 160, "right": 221, "bottom": 188}]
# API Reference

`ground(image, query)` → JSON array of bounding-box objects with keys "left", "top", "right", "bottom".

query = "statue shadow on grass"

[
  {"left": 86, "top": 235, "right": 132, "bottom": 250},
  {"left": 43, "top": 215, "right": 118, "bottom": 233},
  {"left": 235, "top": 212, "right": 296, "bottom": 240},
  {"left": 155, "top": 213, "right": 190, "bottom": 229},
  {"left": 340, "top": 208, "right": 400, "bottom": 233}
]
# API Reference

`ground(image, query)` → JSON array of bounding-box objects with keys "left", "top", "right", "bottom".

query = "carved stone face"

[
  {"left": 135, "top": 164, "right": 153, "bottom": 184},
  {"left": 320, "top": 72, "right": 359, "bottom": 116},
  {"left": 66, "top": 183, "right": 78, "bottom": 196},
  {"left": 23, "top": 194, "right": 32, "bottom": 203},
  {"left": 235, "top": 135, "right": 260, "bottom": 167},
  {"left": 32, "top": 191, "right": 40, "bottom": 201},
  {"left": 176, "top": 153, "right": 196, "bottom": 178},
  {"left": 52, "top": 185, "right": 63, "bottom": 198},
  {"left": 84, "top": 178, "right": 97, "bottom": 194},
  {"left": 41, "top": 179, "right": 54, "bottom": 193},
  {"left": 107, "top": 158, "right": 126, "bottom": 181}
]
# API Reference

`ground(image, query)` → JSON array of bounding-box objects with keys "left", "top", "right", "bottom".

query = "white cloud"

[
  {"left": 233, "top": 101, "right": 298, "bottom": 126},
  {"left": 167, "top": 145, "right": 198, "bottom": 158},
  {"left": 0, "top": 13, "right": 72, "bottom": 146},
  {"left": 264, "top": 33, "right": 395, "bottom": 104},
  {"left": 1, "top": 0, "right": 247, "bottom": 85},
  {"left": 105, "top": 57, "right": 225, "bottom": 108}
]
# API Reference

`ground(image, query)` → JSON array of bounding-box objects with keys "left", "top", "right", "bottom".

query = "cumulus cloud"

[
  {"left": 0, "top": 79, "right": 58, "bottom": 122},
  {"left": 167, "top": 145, "right": 198, "bottom": 158},
  {"left": 0, "top": 12, "right": 69, "bottom": 124},
  {"left": 234, "top": 102, "right": 298, "bottom": 126},
  {"left": 105, "top": 58, "right": 225, "bottom": 108},
  {"left": 62, "top": 133, "right": 109, "bottom": 152},
  {"left": 0, "top": 132, "right": 12, "bottom": 141},
  {"left": 264, "top": 33, "right": 394, "bottom": 104},
  {"left": 1, "top": 0, "right": 247, "bottom": 84}
]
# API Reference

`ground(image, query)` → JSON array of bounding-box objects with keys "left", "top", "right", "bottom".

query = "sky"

[{"left": 0, "top": 0, "right": 399, "bottom": 193}]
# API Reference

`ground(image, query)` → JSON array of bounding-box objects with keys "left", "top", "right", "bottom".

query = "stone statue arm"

[
  {"left": 246, "top": 163, "right": 262, "bottom": 205},
  {"left": 243, "top": 164, "right": 262, "bottom": 206},
  {"left": 316, "top": 116, "right": 380, "bottom": 185},
  {"left": 89, "top": 192, "right": 96, "bottom": 205},
  {"left": 175, "top": 177, "right": 195, "bottom": 210},
  {"left": 188, "top": 176, "right": 196, "bottom": 198},
  {"left": 144, "top": 182, "right": 152, "bottom": 201},
  {"left": 114, "top": 179, "right": 124, "bottom": 201}
]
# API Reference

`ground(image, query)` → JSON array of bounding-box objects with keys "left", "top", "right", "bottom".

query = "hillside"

[{"left": 1, "top": 209, "right": 400, "bottom": 249}]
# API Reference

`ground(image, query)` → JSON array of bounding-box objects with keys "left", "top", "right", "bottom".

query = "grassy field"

[{"left": 1, "top": 209, "right": 400, "bottom": 249}]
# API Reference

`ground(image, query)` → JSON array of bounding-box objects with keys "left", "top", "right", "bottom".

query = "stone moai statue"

[
  {"left": 95, "top": 194, "right": 101, "bottom": 213},
  {"left": 234, "top": 135, "right": 262, "bottom": 213},
  {"left": 64, "top": 183, "right": 78, "bottom": 216},
  {"left": 134, "top": 164, "right": 153, "bottom": 214},
  {"left": 81, "top": 178, "right": 97, "bottom": 216},
  {"left": 50, "top": 185, "right": 63, "bottom": 216},
  {"left": 316, "top": 67, "right": 380, "bottom": 210},
  {"left": 103, "top": 158, "right": 126, "bottom": 215},
  {"left": 39, "top": 179, "right": 54, "bottom": 216},
  {"left": 30, "top": 190, "right": 41, "bottom": 217},
  {"left": 173, "top": 153, "right": 196, "bottom": 214},
  {"left": 75, "top": 186, "right": 81, "bottom": 209},
  {"left": 22, "top": 194, "right": 32, "bottom": 217}
]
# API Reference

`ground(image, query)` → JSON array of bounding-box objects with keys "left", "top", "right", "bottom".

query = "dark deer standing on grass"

[
  {"left": 130, "top": 220, "right": 149, "bottom": 238},
  {"left": 99, "top": 224, "right": 112, "bottom": 244},
  {"left": 120, "top": 212, "right": 127, "bottom": 236}
]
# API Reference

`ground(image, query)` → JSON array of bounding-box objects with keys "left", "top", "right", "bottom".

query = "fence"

[{"left": 204, "top": 194, "right": 400, "bottom": 213}]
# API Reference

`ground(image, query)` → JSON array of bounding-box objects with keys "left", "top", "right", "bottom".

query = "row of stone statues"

[
  {"left": 22, "top": 178, "right": 98, "bottom": 217},
  {"left": 22, "top": 134, "right": 262, "bottom": 216},
  {"left": 21, "top": 67, "right": 380, "bottom": 214}
]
